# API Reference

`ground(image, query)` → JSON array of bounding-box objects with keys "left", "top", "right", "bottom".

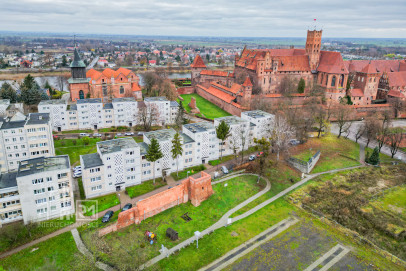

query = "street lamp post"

[
  {"left": 186, "top": 171, "right": 190, "bottom": 178},
  {"left": 194, "top": 231, "right": 201, "bottom": 249}
]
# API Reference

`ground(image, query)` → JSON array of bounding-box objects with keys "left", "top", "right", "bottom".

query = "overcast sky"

[{"left": 1, "top": 0, "right": 405, "bottom": 38}]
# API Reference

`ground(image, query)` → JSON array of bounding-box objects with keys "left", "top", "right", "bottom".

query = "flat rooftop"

[
  {"left": 26, "top": 113, "right": 50, "bottom": 125},
  {"left": 215, "top": 116, "right": 248, "bottom": 125},
  {"left": 97, "top": 138, "right": 139, "bottom": 155},
  {"left": 144, "top": 128, "right": 176, "bottom": 142},
  {"left": 39, "top": 100, "right": 66, "bottom": 105},
  {"left": 77, "top": 98, "right": 102, "bottom": 104},
  {"left": 183, "top": 122, "right": 215, "bottom": 133},
  {"left": 181, "top": 133, "right": 194, "bottom": 144},
  {"left": 112, "top": 97, "right": 136, "bottom": 103},
  {"left": 0, "top": 172, "right": 18, "bottom": 189},
  {"left": 144, "top": 97, "right": 169, "bottom": 102},
  {"left": 17, "top": 156, "right": 70, "bottom": 177},
  {"left": 81, "top": 153, "right": 103, "bottom": 169},
  {"left": 242, "top": 110, "right": 274, "bottom": 119}
]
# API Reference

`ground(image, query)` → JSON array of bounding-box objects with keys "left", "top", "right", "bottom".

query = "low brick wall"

[
  {"left": 196, "top": 86, "right": 243, "bottom": 116},
  {"left": 287, "top": 150, "right": 321, "bottom": 174},
  {"left": 177, "top": 86, "right": 194, "bottom": 95},
  {"left": 99, "top": 172, "right": 213, "bottom": 236}
]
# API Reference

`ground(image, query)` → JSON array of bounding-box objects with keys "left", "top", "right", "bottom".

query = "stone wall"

[
  {"left": 177, "top": 86, "right": 194, "bottom": 95},
  {"left": 287, "top": 150, "right": 321, "bottom": 174},
  {"left": 196, "top": 85, "right": 243, "bottom": 116},
  {"left": 99, "top": 171, "right": 213, "bottom": 236}
]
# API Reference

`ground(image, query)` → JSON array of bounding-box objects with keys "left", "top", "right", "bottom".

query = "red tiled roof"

[
  {"left": 350, "top": 88, "right": 364, "bottom": 97},
  {"left": 242, "top": 76, "right": 253, "bottom": 87},
  {"left": 360, "top": 62, "right": 379, "bottom": 74},
  {"left": 387, "top": 71, "right": 406, "bottom": 88},
  {"left": 200, "top": 70, "right": 229, "bottom": 77},
  {"left": 116, "top": 67, "right": 132, "bottom": 77},
  {"left": 132, "top": 82, "right": 141, "bottom": 92},
  {"left": 344, "top": 60, "right": 406, "bottom": 74},
  {"left": 102, "top": 68, "right": 116, "bottom": 78},
  {"left": 191, "top": 55, "right": 206, "bottom": 68},
  {"left": 387, "top": 89, "right": 405, "bottom": 98},
  {"left": 275, "top": 55, "right": 310, "bottom": 72},
  {"left": 198, "top": 84, "right": 235, "bottom": 103},
  {"left": 317, "top": 51, "right": 348, "bottom": 74},
  {"left": 87, "top": 68, "right": 102, "bottom": 80}
]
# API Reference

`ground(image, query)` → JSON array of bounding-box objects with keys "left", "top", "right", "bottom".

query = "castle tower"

[
  {"left": 190, "top": 55, "right": 206, "bottom": 86},
  {"left": 305, "top": 29, "right": 322, "bottom": 71},
  {"left": 67, "top": 45, "right": 90, "bottom": 101},
  {"left": 241, "top": 76, "right": 253, "bottom": 108}
]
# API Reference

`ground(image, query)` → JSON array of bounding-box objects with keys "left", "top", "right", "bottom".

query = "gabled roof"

[
  {"left": 102, "top": 68, "right": 116, "bottom": 78},
  {"left": 387, "top": 71, "right": 406, "bottom": 88},
  {"left": 317, "top": 51, "right": 348, "bottom": 74},
  {"left": 344, "top": 60, "right": 406, "bottom": 74},
  {"left": 350, "top": 88, "right": 364, "bottom": 97},
  {"left": 200, "top": 70, "right": 229, "bottom": 77},
  {"left": 86, "top": 68, "right": 102, "bottom": 80},
  {"left": 198, "top": 84, "right": 235, "bottom": 103},
  {"left": 242, "top": 76, "right": 253, "bottom": 87},
  {"left": 387, "top": 89, "right": 406, "bottom": 98},
  {"left": 191, "top": 55, "right": 206, "bottom": 68},
  {"left": 360, "top": 62, "right": 379, "bottom": 74}
]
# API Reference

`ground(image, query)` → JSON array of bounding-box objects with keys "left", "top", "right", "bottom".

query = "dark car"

[
  {"left": 102, "top": 210, "right": 114, "bottom": 223},
  {"left": 121, "top": 203, "right": 133, "bottom": 212}
]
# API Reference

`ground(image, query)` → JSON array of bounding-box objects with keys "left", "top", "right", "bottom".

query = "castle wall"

[{"left": 195, "top": 86, "right": 243, "bottom": 116}]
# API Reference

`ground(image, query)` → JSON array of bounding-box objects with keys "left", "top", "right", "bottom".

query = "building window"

[
  {"left": 79, "top": 90, "right": 84, "bottom": 99},
  {"left": 331, "top": 76, "right": 336, "bottom": 87},
  {"left": 120, "top": 86, "right": 124, "bottom": 94},
  {"left": 102, "top": 83, "right": 108, "bottom": 96}
]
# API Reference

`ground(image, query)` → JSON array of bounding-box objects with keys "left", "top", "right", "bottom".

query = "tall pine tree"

[
  {"left": 0, "top": 83, "right": 18, "bottom": 103},
  {"left": 146, "top": 138, "right": 164, "bottom": 184},
  {"left": 171, "top": 132, "right": 183, "bottom": 177}
]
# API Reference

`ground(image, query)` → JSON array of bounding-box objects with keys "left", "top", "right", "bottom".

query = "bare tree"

[
  {"left": 270, "top": 115, "right": 295, "bottom": 161},
  {"left": 377, "top": 112, "right": 392, "bottom": 152},
  {"left": 364, "top": 116, "right": 380, "bottom": 148},
  {"left": 240, "top": 127, "right": 247, "bottom": 164},
  {"left": 137, "top": 103, "right": 160, "bottom": 131},
  {"left": 389, "top": 98, "right": 404, "bottom": 118},
  {"left": 57, "top": 75, "right": 68, "bottom": 92},
  {"left": 334, "top": 104, "right": 354, "bottom": 138},
  {"left": 314, "top": 105, "right": 330, "bottom": 138},
  {"left": 354, "top": 124, "right": 365, "bottom": 143},
  {"left": 387, "top": 128, "right": 404, "bottom": 158},
  {"left": 279, "top": 75, "right": 298, "bottom": 96}
]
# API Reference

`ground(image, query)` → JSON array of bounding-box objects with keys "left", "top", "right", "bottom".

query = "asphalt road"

[{"left": 330, "top": 119, "right": 406, "bottom": 162}]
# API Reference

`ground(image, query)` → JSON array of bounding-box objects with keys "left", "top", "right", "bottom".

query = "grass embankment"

[
  {"left": 61, "top": 129, "right": 93, "bottom": 134},
  {"left": 290, "top": 135, "right": 360, "bottom": 173},
  {"left": 365, "top": 147, "right": 398, "bottom": 164},
  {"left": 180, "top": 93, "right": 231, "bottom": 120},
  {"left": 54, "top": 137, "right": 100, "bottom": 165},
  {"left": 82, "top": 193, "right": 120, "bottom": 216},
  {"left": 208, "top": 154, "right": 234, "bottom": 166},
  {"left": 80, "top": 175, "right": 266, "bottom": 267},
  {"left": 0, "top": 216, "right": 75, "bottom": 254},
  {"left": 0, "top": 232, "right": 92, "bottom": 271},
  {"left": 171, "top": 165, "right": 206, "bottom": 181},
  {"left": 125, "top": 178, "right": 166, "bottom": 199}
]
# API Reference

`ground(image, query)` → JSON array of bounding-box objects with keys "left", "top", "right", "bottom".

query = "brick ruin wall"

[
  {"left": 196, "top": 86, "right": 243, "bottom": 116},
  {"left": 99, "top": 171, "right": 213, "bottom": 236}
]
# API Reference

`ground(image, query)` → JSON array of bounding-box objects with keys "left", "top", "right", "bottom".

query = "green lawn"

[
  {"left": 54, "top": 137, "right": 100, "bottom": 165},
  {"left": 370, "top": 185, "right": 406, "bottom": 222},
  {"left": 180, "top": 93, "right": 231, "bottom": 120},
  {"left": 365, "top": 147, "right": 398, "bottom": 164},
  {"left": 290, "top": 135, "right": 360, "bottom": 173},
  {"left": 81, "top": 175, "right": 266, "bottom": 267},
  {"left": 82, "top": 193, "right": 120, "bottom": 216},
  {"left": 0, "top": 215, "right": 75, "bottom": 254},
  {"left": 171, "top": 164, "right": 206, "bottom": 181},
  {"left": 77, "top": 178, "right": 86, "bottom": 200},
  {"left": 208, "top": 154, "right": 235, "bottom": 166},
  {"left": 125, "top": 178, "right": 166, "bottom": 199},
  {"left": 61, "top": 129, "right": 93, "bottom": 134},
  {"left": 0, "top": 232, "right": 93, "bottom": 271}
]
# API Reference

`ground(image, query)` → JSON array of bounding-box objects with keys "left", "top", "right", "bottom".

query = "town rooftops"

[
  {"left": 144, "top": 97, "right": 169, "bottom": 102},
  {"left": 39, "top": 100, "right": 66, "bottom": 105},
  {"left": 26, "top": 113, "right": 50, "bottom": 125},
  {"left": 215, "top": 115, "right": 249, "bottom": 125},
  {"left": 144, "top": 128, "right": 177, "bottom": 142},
  {"left": 97, "top": 138, "right": 139, "bottom": 155},
  {"left": 77, "top": 98, "right": 102, "bottom": 104},
  {"left": 112, "top": 97, "right": 136, "bottom": 103},
  {"left": 81, "top": 153, "right": 104, "bottom": 169},
  {"left": 0, "top": 172, "right": 18, "bottom": 189},
  {"left": 183, "top": 122, "right": 215, "bottom": 133},
  {"left": 242, "top": 110, "right": 274, "bottom": 119},
  {"left": 17, "top": 156, "right": 70, "bottom": 177},
  {"left": 181, "top": 133, "right": 194, "bottom": 144}
]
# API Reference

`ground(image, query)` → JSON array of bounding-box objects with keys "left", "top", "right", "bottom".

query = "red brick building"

[{"left": 68, "top": 48, "right": 142, "bottom": 101}]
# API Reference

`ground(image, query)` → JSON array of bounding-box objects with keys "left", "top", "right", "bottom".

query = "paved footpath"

[{"left": 141, "top": 165, "right": 364, "bottom": 269}]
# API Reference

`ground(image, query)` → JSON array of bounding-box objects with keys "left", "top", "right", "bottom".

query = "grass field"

[
  {"left": 370, "top": 185, "right": 406, "bottom": 222},
  {"left": 208, "top": 154, "right": 234, "bottom": 166},
  {"left": 81, "top": 175, "right": 266, "bottom": 267},
  {"left": 54, "top": 137, "right": 100, "bottom": 165},
  {"left": 82, "top": 193, "right": 120, "bottom": 216},
  {"left": 0, "top": 215, "right": 75, "bottom": 254},
  {"left": 180, "top": 94, "right": 231, "bottom": 120},
  {"left": 61, "top": 129, "right": 93, "bottom": 134},
  {"left": 125, "top": 178, "right": 166, "bottom": 198},
  {"left": 0, "top": 232, "right": 92, "bottom": 271},
  {"left": 171, "top": 164, "right": 206, "bottom": 181},
  {"left": 290, "top": 135, "right": 360, "bottom": 173}
]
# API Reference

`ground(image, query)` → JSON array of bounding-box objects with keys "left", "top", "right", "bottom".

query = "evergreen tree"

[
  {"left": 297, "top": 78, "right": 305, "bottom": 93},
  {"left": 20, "top": 74, "right": 42, "bottom": 105},
  {"left": 175, "top": 100, "right": 187, "bottom": 128},
  {"left": 62, "top": 55, "right": 68, "bottom": 67},
  {"left": 171, "top": 132, "right": 183, "bottom": 177},
  {"left": 216, "top": 120, "right": 231, "bottom": 161},
  {"left": 0, "top": 83, "right": 18, "bottom": 103},
  {"left": 367, "top": 147, "right": 380, "bottom": 165},
  {"left": 146, "top": 138, "right": 163, "bottom": 184}
]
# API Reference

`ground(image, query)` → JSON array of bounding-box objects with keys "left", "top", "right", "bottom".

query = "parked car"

[
  {"left": 121, "top": 203, "right": 132, "bottom": 212},
  {"left": 102, "top": 210, "right": 114, "bottom": 223},
  {"left": 137, "top": 132, "right": 144, "bottom": 136},
  {"left": 93, "top": 133, "right": 102, "bottom": 137},
  {"left": 249, "top": 155, "right": 256, "bottom": 161},
  {"left": 116, "top": 133, "right": 123, "bottom": 137},
  {"left": 74, "top": 169, "right": 82, "bottom": 174},
  {"left": 257, "top": 152, "right": 264, "bottom": 158},
  {"left": 73, "top": 171, "right": 82, "bottom": 178},
  {"left": 125, "top": 132, "right": 134, "bottom": 136},
  {"left": 80, "top": 133, "right": 90, "bottom": 137},
  {"left": 289, "top": 139, "right": 301, "bottom": 146},
  {"left": 73, "top": 166, "right": 81, "bottom": 171},
  {"left": 221, "top": 166, "right": 229, "bottom": 174}
]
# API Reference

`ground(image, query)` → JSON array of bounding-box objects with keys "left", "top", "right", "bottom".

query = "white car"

[
  {"left": 93, "top": 133, "right": 102, "bottom": 137},
  {"left": 73, "top": 166, "right": 81, "bottom": 171},
  {"left": 125, "top": 132, "right": 134, "bottom": 136},
  {"left": 80, "top": 133, "right": 90, "bottom": 137},
  {"left": 73, "top": 172, "right": 82, "bottom": 178},
  {"left": 116, "top": 133, "right": 123, "bottom": 137}
]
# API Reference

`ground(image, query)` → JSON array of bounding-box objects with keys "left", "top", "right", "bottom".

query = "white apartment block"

[
  {"left": 80, "top": 138, "right": 141, "bottom": 198},
  {"left": 241, "top": 110, "right": 275, "bottom": 140},
  {"left": 39, "top": 97, "right": 178, "bottom": 131},
  {"left": 0, "top": 155, "right": 74, "bottom": 225},
  {"left": 182, "top": 122, "right": 219, "bottom": 164},
  {"left": 214, "top": 116, "right": 251, "bottom": 156},
  {"left": 0, "top": 113, "right": 55, "bottom": 172}
]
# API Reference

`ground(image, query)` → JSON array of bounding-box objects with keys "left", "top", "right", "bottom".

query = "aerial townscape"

[{"left": 0, "top": 1, "right": 406, "bottom": 271}]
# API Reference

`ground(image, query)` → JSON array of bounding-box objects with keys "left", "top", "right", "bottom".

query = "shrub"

[
  {"left": 367, "top": 147, "right": 380, "bottom": 165},
  {"left": 82, "top": 137, "right": 90, "bottom": 146}
]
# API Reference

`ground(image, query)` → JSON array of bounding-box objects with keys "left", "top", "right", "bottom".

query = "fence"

[
  {"left": 300, "top": 203, "right": 406, "bottom": 268},
  {"left": 287, "top": 150, "right": 321, "bottom": 174}
]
